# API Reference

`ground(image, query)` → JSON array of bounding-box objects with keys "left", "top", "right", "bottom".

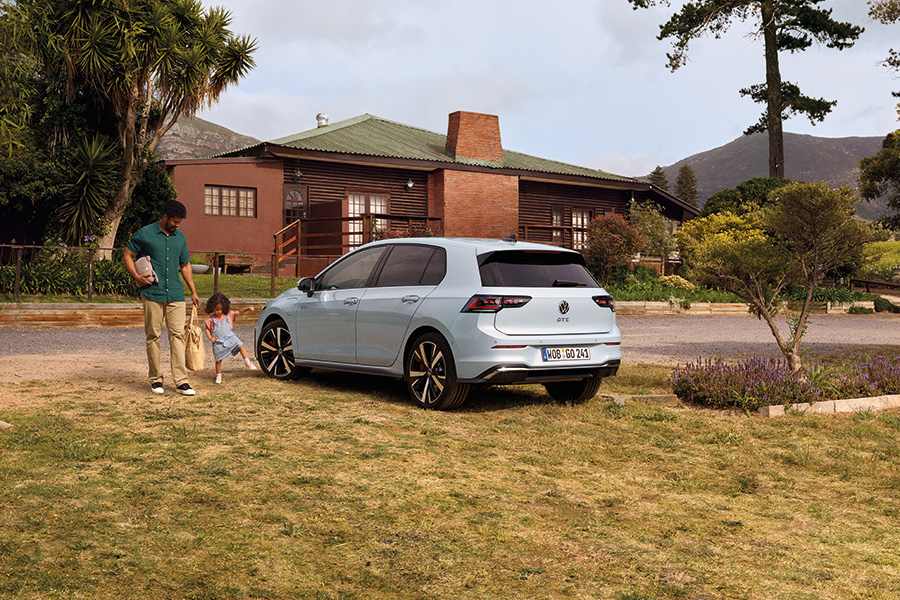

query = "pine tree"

[
  {"left": 675, "top": 164, "right": 699, "bottom": 208},
  {"left": 647, "top": 165, "right": 669, "bottom": 191},
  {"left": 627, "top": 1, "right": 862, "bottom": 179}
]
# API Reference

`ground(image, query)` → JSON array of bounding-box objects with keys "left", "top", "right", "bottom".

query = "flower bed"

[{"left": 670, "top": 356, "right": 900, "bottom": 411}]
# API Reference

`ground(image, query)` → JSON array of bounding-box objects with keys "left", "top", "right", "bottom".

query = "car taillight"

[
  {"left": 592, "top": 295, "right": 615, "bottom": 311},
  {"left": 462, "top": 295, "right": 532, "bottom": 313}
]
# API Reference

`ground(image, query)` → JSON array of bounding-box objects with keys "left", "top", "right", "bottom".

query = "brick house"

[{"left": 166, "top": 110, "right": 697, "bottom": 275}]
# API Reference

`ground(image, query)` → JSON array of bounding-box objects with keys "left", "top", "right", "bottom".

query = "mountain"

[
  {"left": 156, "top": 116, "right": 259, "bottom": 160},
  {"left": 641, "top": 132, "right": 887, "bottom": 221}
]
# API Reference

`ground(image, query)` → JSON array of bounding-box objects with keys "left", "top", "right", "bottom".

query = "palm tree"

[{"left": 19, "top": 0, "right": 257, "bottom": 252}]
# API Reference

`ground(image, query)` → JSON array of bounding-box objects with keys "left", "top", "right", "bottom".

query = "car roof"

[{"left": 365, "top": 237, "right": 582, "bottom": 255}]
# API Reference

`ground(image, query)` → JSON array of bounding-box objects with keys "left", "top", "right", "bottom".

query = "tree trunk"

[
  {"left": 754, "top": 299, "right": 805, "bottom": 375},
  {"left": 761, "top": 2, "right": 785, "bottom": 179},
  {"left": 95, "top": 182, "right": 130, "bottom": 257},
  {"left": 95, "top": 85, "right": 141, "bottom": 259}
]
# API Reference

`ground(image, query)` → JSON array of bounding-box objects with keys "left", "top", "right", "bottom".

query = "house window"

[
  {"left": 551, "top": 205, "right": 564, "bottom": 245},
  {"left": 205, "top": 185, "right": 256, "bottom": 217},
  {"left": 348, "top": 191, "right": 389, "bottom": 248},
  {"left": 572, "top": 208, "right": 593, "bottom": 250},
  {"left": 283, "top": 185, "right": 308, "bottom": 227}
]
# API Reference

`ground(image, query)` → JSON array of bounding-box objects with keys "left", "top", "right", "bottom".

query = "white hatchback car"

[{"left": 255, "top": 237, "right": 621, "bottom": 409}]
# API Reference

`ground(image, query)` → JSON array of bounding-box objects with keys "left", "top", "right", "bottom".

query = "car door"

[
  {"left": 355, "top": 244, "right": 446, "bottom": 366},
  {"left": 295, "top": 246, "right": 386, "bottom": 363}
]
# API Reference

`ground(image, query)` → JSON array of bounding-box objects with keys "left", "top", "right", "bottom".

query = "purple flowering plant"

[{"left": 670, "top": 355, "right": 900, "bottom": 410}]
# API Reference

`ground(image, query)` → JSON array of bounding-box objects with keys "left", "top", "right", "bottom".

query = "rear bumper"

[{"left": 461, "top": 360, "right": 620, "bottom": 385}]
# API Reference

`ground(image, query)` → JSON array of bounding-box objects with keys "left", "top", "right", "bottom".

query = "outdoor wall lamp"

[
  {"left": 406, "top": 178, "right": 414, "bottom": 189},
  {"left": 293, "top": 169, "right": 302, "bottom": 181}
]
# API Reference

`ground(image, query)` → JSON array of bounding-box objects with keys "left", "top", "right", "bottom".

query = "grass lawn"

[{"left": 2, "top": 361, "right": 900, "bottom": 599}]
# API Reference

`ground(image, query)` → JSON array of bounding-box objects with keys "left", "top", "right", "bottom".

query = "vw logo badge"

[{"left": 559, "top": 300, "right": 570, "bottom": 315}]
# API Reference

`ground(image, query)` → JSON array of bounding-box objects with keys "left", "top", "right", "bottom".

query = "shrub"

[
  {"left": 874, "top": 296, "right": 900, "bottom": 313},
  {"left": 659, "top": 274, "right": 695, "bottom": 291},
  {"left": 779, "top": 285, "right": 868, "bottom": 303},
  {"left": 584, "top": 214, "right": 644, "bottom": 284},
  {"left": 0, "top": 247, "right": 135, "bottom": 297},
  {"left": 848, "top": 305, "right": 875, "bottom": 314},
  {"left": 373, "top": 225, "right": 441, "bottom": 240}
]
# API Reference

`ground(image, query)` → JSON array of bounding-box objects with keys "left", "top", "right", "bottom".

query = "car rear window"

[{"left": 478, "top": 250, "right": 599, "bottom": 288}]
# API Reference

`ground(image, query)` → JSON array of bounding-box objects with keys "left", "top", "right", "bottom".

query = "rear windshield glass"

[{"left": 478, "top": 250, "right": 599, "bottom": 288}]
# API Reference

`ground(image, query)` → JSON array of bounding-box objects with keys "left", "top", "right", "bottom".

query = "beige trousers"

[{"left": 142, "top": 297, "right": 188, "bottom": 387}]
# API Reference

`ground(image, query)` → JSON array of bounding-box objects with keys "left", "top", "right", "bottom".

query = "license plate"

[{"left": 541, "top": 347, "right": 591, "bottom": 362}]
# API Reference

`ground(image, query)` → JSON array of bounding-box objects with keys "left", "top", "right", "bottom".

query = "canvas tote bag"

[{"left": 184, "top": 305, "right": 206, "bottom": 371}]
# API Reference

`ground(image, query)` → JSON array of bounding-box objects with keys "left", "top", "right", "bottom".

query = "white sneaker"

[
  {"left": 151, "top": 382, "right": 164, "bottom": 394},
  {"left": 215, "top": 374, "right": 222, "bottom": 384},
  {"left": 176, "top": 383, "right": 196, "bottom": 396}
]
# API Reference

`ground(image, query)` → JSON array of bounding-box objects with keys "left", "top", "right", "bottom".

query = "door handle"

[
  {"left": 401, "top": 295, "right": 420, "bottom": 303},
  {"left": 343, "top": 297, "right": 359, "bottom": 305}
]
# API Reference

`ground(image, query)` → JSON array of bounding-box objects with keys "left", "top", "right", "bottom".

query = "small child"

[{"left": 204, "top": 292, "right": 257, "bottom": 384}]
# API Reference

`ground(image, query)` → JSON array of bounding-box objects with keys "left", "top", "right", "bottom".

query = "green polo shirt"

[{"left": 127, "top": 222, "right": 191, "bottom": 302}]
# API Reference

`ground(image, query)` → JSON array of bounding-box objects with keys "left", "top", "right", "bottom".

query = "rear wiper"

[{"left": 552, "top": 280, "right": 585, "bottom": 287}]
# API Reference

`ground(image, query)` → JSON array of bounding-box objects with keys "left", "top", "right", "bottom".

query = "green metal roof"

[{"left": 253, "top": 114, "right": 635, "bottom": 184}]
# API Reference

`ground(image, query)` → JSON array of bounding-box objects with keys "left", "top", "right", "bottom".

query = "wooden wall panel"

[{"left": 282, "top": 159, "right": 430, "bottom": 216}]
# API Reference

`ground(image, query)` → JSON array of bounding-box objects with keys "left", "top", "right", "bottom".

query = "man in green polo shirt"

[{"left": 124, "top": 200, "right": 202, "bottom": 396}]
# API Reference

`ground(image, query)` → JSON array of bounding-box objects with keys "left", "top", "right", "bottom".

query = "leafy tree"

[
  {"left": 627, "top": 1, "right": 863, "bottom": 179},
  {"left": 16, "top": 0, "right": 257, "bottom": 252},
  {"left": 0, "top": 144, "right": 62, "bottom": 244},
  {"left": 869, "top": 0, "right": 900, "bottom": 111},
  {"left": 115, "top": 161, "right": 177, "bottom": 247},
  {"left": 0, "top": 3, "right": 34, "bottom": 156},
  {"left": 700, "top": 177, "right": 792, "bottom": 216},
  {"left": 678, "top": 182, "right": 880, "bottom": 374},
  {"left": 584, "top": 213, "right": 644, "bottom": 284},
  {"left": 859, "top": 130, "right": 900, "bottom": 229},
  {"left": 629, "top": 199, "right": 676, "bottom": 259},
  {"left": 647, "top": 165, "right": 669, "bottom": 191},
  {"left": 674, "top": 164, "right": 699, "bottom": 207}
]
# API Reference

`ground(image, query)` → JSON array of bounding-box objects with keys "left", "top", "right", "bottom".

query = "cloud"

[{"left": 197, "top": 0, "right": 900, "bottom": 180}]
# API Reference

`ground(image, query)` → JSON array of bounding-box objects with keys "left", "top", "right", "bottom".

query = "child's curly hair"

[{"left": 205, "top": 292, "right": 231, "bottom": 315}]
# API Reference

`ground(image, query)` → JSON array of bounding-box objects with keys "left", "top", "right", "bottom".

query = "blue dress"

[{"left": 207, "top": 312, "right": 244, "bottom": 361}]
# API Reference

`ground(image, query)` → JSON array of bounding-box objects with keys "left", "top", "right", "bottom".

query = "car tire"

[
  {"left": 256, "top": 319, "right": 309, "bottom": 381},
  {"left": 543, "top": 377, "right": 603, "bottom": 404},
  {"left": 405, "top": 332, "right": 470, "bottom": 410}
]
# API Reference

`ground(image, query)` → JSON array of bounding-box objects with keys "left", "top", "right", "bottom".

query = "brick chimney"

[{"left": 445, "top": 111, "right": 503, "bottom": 163}]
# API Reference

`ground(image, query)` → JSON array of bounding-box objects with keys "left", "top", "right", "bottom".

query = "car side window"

[
  {"left": 374, "top": 245, "right": 446, "bottom": 287},
  {"left": 318, "top": 246, "right": 386, "bottom": 290}
]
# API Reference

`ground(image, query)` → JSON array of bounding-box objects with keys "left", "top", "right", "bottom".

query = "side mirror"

[{"left": 298, "top": 277, "right": 316, "bottom": 297}]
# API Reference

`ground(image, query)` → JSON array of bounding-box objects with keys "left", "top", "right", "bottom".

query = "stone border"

[
  {"left": 758, "top": 394, "right": 900, "bottom": 417},
  {"left": 615, "top": 300, "right": 874, "bottom": 316}
]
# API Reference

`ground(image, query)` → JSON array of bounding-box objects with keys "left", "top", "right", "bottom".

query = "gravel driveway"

[{"left": 1, "top": 313, "right": 899, "bottom": 384}]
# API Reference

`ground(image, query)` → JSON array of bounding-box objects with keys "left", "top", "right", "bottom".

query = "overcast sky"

[{"left": 197, "top": 1, "right": 899, "bottom": 178}]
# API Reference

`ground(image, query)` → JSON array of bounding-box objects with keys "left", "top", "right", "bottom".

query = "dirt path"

[{"left": 1, "top": 314, "right": 899, "bottom": 386}]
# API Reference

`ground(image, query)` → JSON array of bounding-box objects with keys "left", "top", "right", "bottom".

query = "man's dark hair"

[{"left": 162, "top": 199, "right": 187, "bottom": 220}]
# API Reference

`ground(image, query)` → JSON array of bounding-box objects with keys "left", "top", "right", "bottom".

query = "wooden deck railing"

[
  {"left": 849, "top": 278, "right": 900, "bottom": 293},
  {"left": 274, "top": 213, "right": 442, "bottom": 277}
]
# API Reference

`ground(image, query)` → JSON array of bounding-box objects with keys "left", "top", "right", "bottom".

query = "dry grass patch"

[{"left": 1, "top": 365, "right": 900, "bottom": 599}]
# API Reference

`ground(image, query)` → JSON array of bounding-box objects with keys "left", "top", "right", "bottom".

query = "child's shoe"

[
  {"left": 215, "top": 373, "right": 222, "bottom": 384},
  {"left": 244, "top": 357, "right": 257, "bottom": 370}
]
